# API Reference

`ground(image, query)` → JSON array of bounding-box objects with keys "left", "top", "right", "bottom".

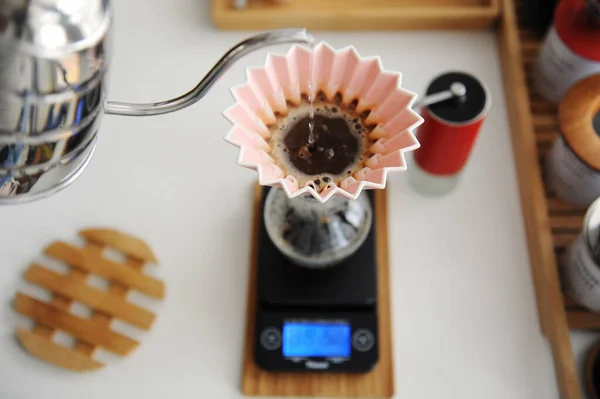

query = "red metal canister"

[
  {"left": 533, "top": 0, "right": 600, "bottom": 103},
  {"left": 409, "top": 71, "right": 490, "bottom": 196}
]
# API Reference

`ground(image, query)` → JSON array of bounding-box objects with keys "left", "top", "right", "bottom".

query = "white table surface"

[{"left": 0, "top": 0, "right": 569, "bottom": 398}]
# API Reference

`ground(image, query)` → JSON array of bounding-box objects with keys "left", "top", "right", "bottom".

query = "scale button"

[
  {"left": 260, "top": 327, "right": 282, "bottom": 350},
  {"left": 352, "top": 329, "right": 375, "bottom": 352}
]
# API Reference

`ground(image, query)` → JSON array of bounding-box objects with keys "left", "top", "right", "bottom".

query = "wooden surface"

[
  {"left": 558, "top": 74, "right": 600, "bottom": 171},
  {"left": 13, "top": 228, "right": 164, "bottom": 372},
  {"left": 565, "top": 296, "right": 600, "bottom": 331},
  {"left": 241, "top": 186, "right": 393, "bottom": 397},
  {"left": 211, "top": 0, "right": 500, "bottom": 31},
  {"left": 499, "top": 0, "right": 591, "bottom": 398}
]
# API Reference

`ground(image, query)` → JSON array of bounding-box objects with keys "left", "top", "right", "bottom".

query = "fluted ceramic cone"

[{"left": 223, "top": 42, "right": 423, "bottom": 203}]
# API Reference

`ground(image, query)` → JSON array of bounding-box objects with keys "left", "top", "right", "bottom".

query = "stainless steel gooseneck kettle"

[{"left": 0, "top": 0, "right": 314, "bottom": 204}]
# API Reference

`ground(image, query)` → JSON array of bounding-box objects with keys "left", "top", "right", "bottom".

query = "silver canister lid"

[
  {"left": 584, "top": 196, "right": 600, "bottom": 263},
  {"left": 0, "top": 0, "right": 111, "bottom": 56}
]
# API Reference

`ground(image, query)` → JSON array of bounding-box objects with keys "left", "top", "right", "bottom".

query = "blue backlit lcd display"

[{"left": 282, "top": 322, "right": 351, "bottom": 358}]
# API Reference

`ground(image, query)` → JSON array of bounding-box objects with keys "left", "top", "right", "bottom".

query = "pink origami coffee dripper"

[{"left": 223, "top": 42, "right": 423, "bottom": 203}]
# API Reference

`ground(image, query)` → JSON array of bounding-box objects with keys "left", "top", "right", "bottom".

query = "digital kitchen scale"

[{"left": 253, "top": 187, "right": 379, "bottom": 373}]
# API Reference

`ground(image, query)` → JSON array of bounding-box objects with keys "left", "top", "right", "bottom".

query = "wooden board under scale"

[
  {"left": 240, "top": 185, "right": 393, "bottom": 397},
  {"left": 211, "top": 0, "right": 501, "bottom": 31}
]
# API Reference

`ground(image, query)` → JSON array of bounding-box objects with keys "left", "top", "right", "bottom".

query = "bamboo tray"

[
  {"left": 211, "top": 0, "right": 500, "bottom": 31},
  {"left": 499, "top": 0, "right": 590, "bottom": 398}
]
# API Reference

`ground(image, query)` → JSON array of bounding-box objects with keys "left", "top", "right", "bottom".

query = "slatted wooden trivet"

[{"left": 13, "top": 228, "right": 165, "bottom": 371}]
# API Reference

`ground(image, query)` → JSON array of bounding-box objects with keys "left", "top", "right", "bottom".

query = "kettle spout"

[{"left": 104, "top": 28, "right": 315, "bottom": 117}]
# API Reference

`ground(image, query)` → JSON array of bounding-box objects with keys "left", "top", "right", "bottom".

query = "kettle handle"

[{"left": 104, "top": 28, "right": 314, "bottom": 117}]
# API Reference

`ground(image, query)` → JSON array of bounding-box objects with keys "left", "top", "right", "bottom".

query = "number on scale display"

[{"left": 282, "top": 322, "right": 351, "bottom": 358}]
